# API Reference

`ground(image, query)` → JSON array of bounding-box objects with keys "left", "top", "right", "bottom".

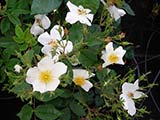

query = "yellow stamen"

[
  {"left": 78, "top": 9, "right": 87, "bottom": 15},
  {"left": 108, "top": 54, "right": 119, "bottom": 63},
  {"left": 48, "top": 40, "right": 59, "bottom": 48},
  {"left": 39, "top": 70, "right": 53, "bottom": 83},
  {"left": 74, "top": 76, "right": 85, "bottom": 86},
  {"left": 127, "top": 92, "right": 134, "bottom": 98}
]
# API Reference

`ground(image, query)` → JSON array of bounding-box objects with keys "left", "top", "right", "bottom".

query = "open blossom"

[
  {"left": 14, "top": 64, "right": 22, "bottom": 73},
  {"left": 73, "top": 69, "right": 94, "bottom": 92},
  {"left": 30, "top": 14, "right": 51, "bottom": 36},
  {"left": 101, "top": 42, "right": 126, "bottom": 68},
  {"left": 100, "top": 0, "right": 126, "bottom": 21},
  {"left": 65, "top": 1, "right": 94, "bottom": 26},
  {"left": 26, "top": 56, "right": 67, "bottom": 93},
  {"left": 107, "top": 5, "right": 126, "bottom": 21},
  {"left": 120, "top": 80, "right": 144, "bottom": 116},
  {"left": 38, "top": 25, "right": 73, "bottom": 59}
]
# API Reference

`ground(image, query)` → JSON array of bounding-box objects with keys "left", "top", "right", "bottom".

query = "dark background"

[
  {"left": 0, "top": 0, "right": 160, "bottom": 120},
  {"left": 122, "top": 0, "right": 160, "bottom": 119}
]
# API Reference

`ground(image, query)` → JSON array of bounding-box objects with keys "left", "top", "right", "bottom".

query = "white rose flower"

[
  {"left": 101, "top": 42, "right": 126, "bottom": 68},
  {"left": 65, "top": 1, "right": 94, "bottom": 26},
  {"left": 26, "top": 56, "right": 67, "bottom": 93},
  {"left": 108, "top": 5, "right": 126, "bottom": 21},
  {"left": 120, "top": 80, "right": 144, "bottom": 116},
  {"left": 100, "top": 0, "right": 126, "bottom": 21},
  {"left": 73, "top": 69, "right": 94, "bottom": 92},
  {"left": 38, "top": 25, "right": 73, "bottom": 58},
  {"left": 30, "top": 14, "right": 51, "bottom": 36}
]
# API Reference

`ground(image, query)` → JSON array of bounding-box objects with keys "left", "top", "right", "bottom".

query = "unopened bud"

[
  {"left": 97, "top": 65, "right": 103, "bottom": 71},
  {"left": 119, "top": 32, "right": 126, "bottom": 39},
  {"left": 104, "top": 36, "right": 112, "bottom": 43}
]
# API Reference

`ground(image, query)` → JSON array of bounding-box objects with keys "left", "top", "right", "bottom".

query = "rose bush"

[{"left": 0, "top": 0, "right": 154, "bottom": 120}]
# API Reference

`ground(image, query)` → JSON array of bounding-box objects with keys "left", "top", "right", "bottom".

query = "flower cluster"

[{"left": 2, "top": 0, "right": 149, "bottom": 119}]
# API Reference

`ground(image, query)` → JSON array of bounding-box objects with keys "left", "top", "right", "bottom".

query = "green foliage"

[
  {"left": 35, "top": 104, "right": 61, "bottom": 120},
  {"left": 31, "top": 0, "right": 63, "bottom": 14},
  {"left": 33, "top": 89, "right": 64, "bottom": 102},
  {"left": 122, "top": 0, "right": 135, "bottom": 16},
  {"left": 69, "top": 100, "right": 86, "bottom": 116},
  {"left": 17, "top": 104, "right": 33, "bottom": 120},
  {"left": 0, "top": 0, "right": 152, "bottom": 120},
  {"left": 69, "top": 23, "right": 83, "bottom": 44},
  {"left": 79, "top": 48, "right": 98, "bottom": 68}
]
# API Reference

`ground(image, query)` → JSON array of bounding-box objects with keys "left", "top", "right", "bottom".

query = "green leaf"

[
  {"left": 0, "top": 37, "right": 17, "bottom": 48},
  {"left": 69, "top": 101, "right": 85, "bottom": 116},
  {"left": 7, "top": 58, "right": 20, "bottom": 71},
  {"left": 96, "top": 68, "right": 109, "bottom": 81},
  {"left": 12, "top": 9, "right": 30, "bottom": 15},
  {"left": 35, "top": 104, "right": 61, "bottom": 120},
  {"left": 2, "top": 46, "right": 18, "bottom": 60},
  {"left": 17, "top": 104, "right": 33, "bottom": 120},
  {"left": 70, "top": 0, "right": 100, "bottom": 14},
  {"left": 34, "top": 89, "right": 64, "bottom": 102},
  {"left": 7, "top": 0, "right": 17, "bottom": 8},
  {"left": 31, "top": 0, "right": 63, "bottom": 14},
  {"left": 0, "top": 18, "right": 10, "bottom": 34},
  {"left": 74, "top": 91, "right": 93, "bottom": 105},
  {"left": 24, "top": 28, "right": 37, "bottom": 46},
  {"left": 15, "top": 25, "right": 24, "bottom": 38},
  {"left": 7, "top": 13, "right": 21, "bottom": 25},
  {"left": 11, "top": 81, "right": 31, "bottom": 94},
  {"left": 79, "top": 48, "right": 97, "bottom": 67},
  {"left": 60, "top": 108, "right": 71, "bottom": 120},
  {"left": 69, "top": 23, "right": 83, "bottom": 44},
  {"left": 125, "top": 46, "right": 134, "bottom": 59},
  {"left": 122, "top": 1, "right": 135, "bottom": 16},
  {"left": 95, "top": 95, "right": 104, "bottom": 107},
  {"left": 19, "top": 44, "right": 28, "bottom": 51},
  {"left": 22, "top": 50, "right": 34, "bottom": 67}
]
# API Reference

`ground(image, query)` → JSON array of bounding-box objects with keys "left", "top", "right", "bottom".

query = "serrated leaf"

[
  {"left": 17, "top": 104, "right": 33, "bottom": 120},
  {"left": 7, "top": 0, "right": 17, "bottom": 8},
  {"left": 96, "top": 68, "right": 108, "bottom": 81},
  {"left": 12, "top": 9, "right": 30, "bottom": 15},
  {"left": 0, "top": 18, "right": 10, "bottom": 34},
  {"left": 15, "top": 25, "right": 24, "bottom": 38},
  {"left": 31, "top": 0, "right": 63, "bottom": 14},
  {"left": 11, "top": 81, "right": 32, "bottom": 95},
  {"left": 79, "top": 48, "right": 97, "bottom": 67},
  {"left": 0, "top": 38, "right": 17, "bottom": 48},
  {"left": 8, "top": 13, "right": 21, "bottom": 25},
  {"left": 69, "top": 23, "right": 83, "bottom": 44},
  {"left": 33, "top": 89, "right": 64, "bottom": 102},
  {"left": 69, "top": 101, "right": 85, "bottom": 116},
  {"left": 60, "top": 108, "right": 71, "bottom": 120},
  {"left": 35, "top": 104, "right": 61, "bottom": 120}
]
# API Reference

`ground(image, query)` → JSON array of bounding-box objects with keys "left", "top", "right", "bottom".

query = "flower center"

[
  {"left": 35, "top": 18, "right": 42, "bottom": 27},
  {"left": 78, "top": 9, "right": 87, "bottom": 15},
  {"left": 127, "top": 92, "right": 134, "bottom": 98},
  {"left": 74, "top": 76, "right": 85, "bottom": 86},
  {"left": 108, "top": 54, "right": 119, "bottom": 63},
  {"left": 48, "top": 40, "right": 59, "bottom": 48},
  {"left": 39, "top": 70, "right": 53, "bottom": 83}
]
